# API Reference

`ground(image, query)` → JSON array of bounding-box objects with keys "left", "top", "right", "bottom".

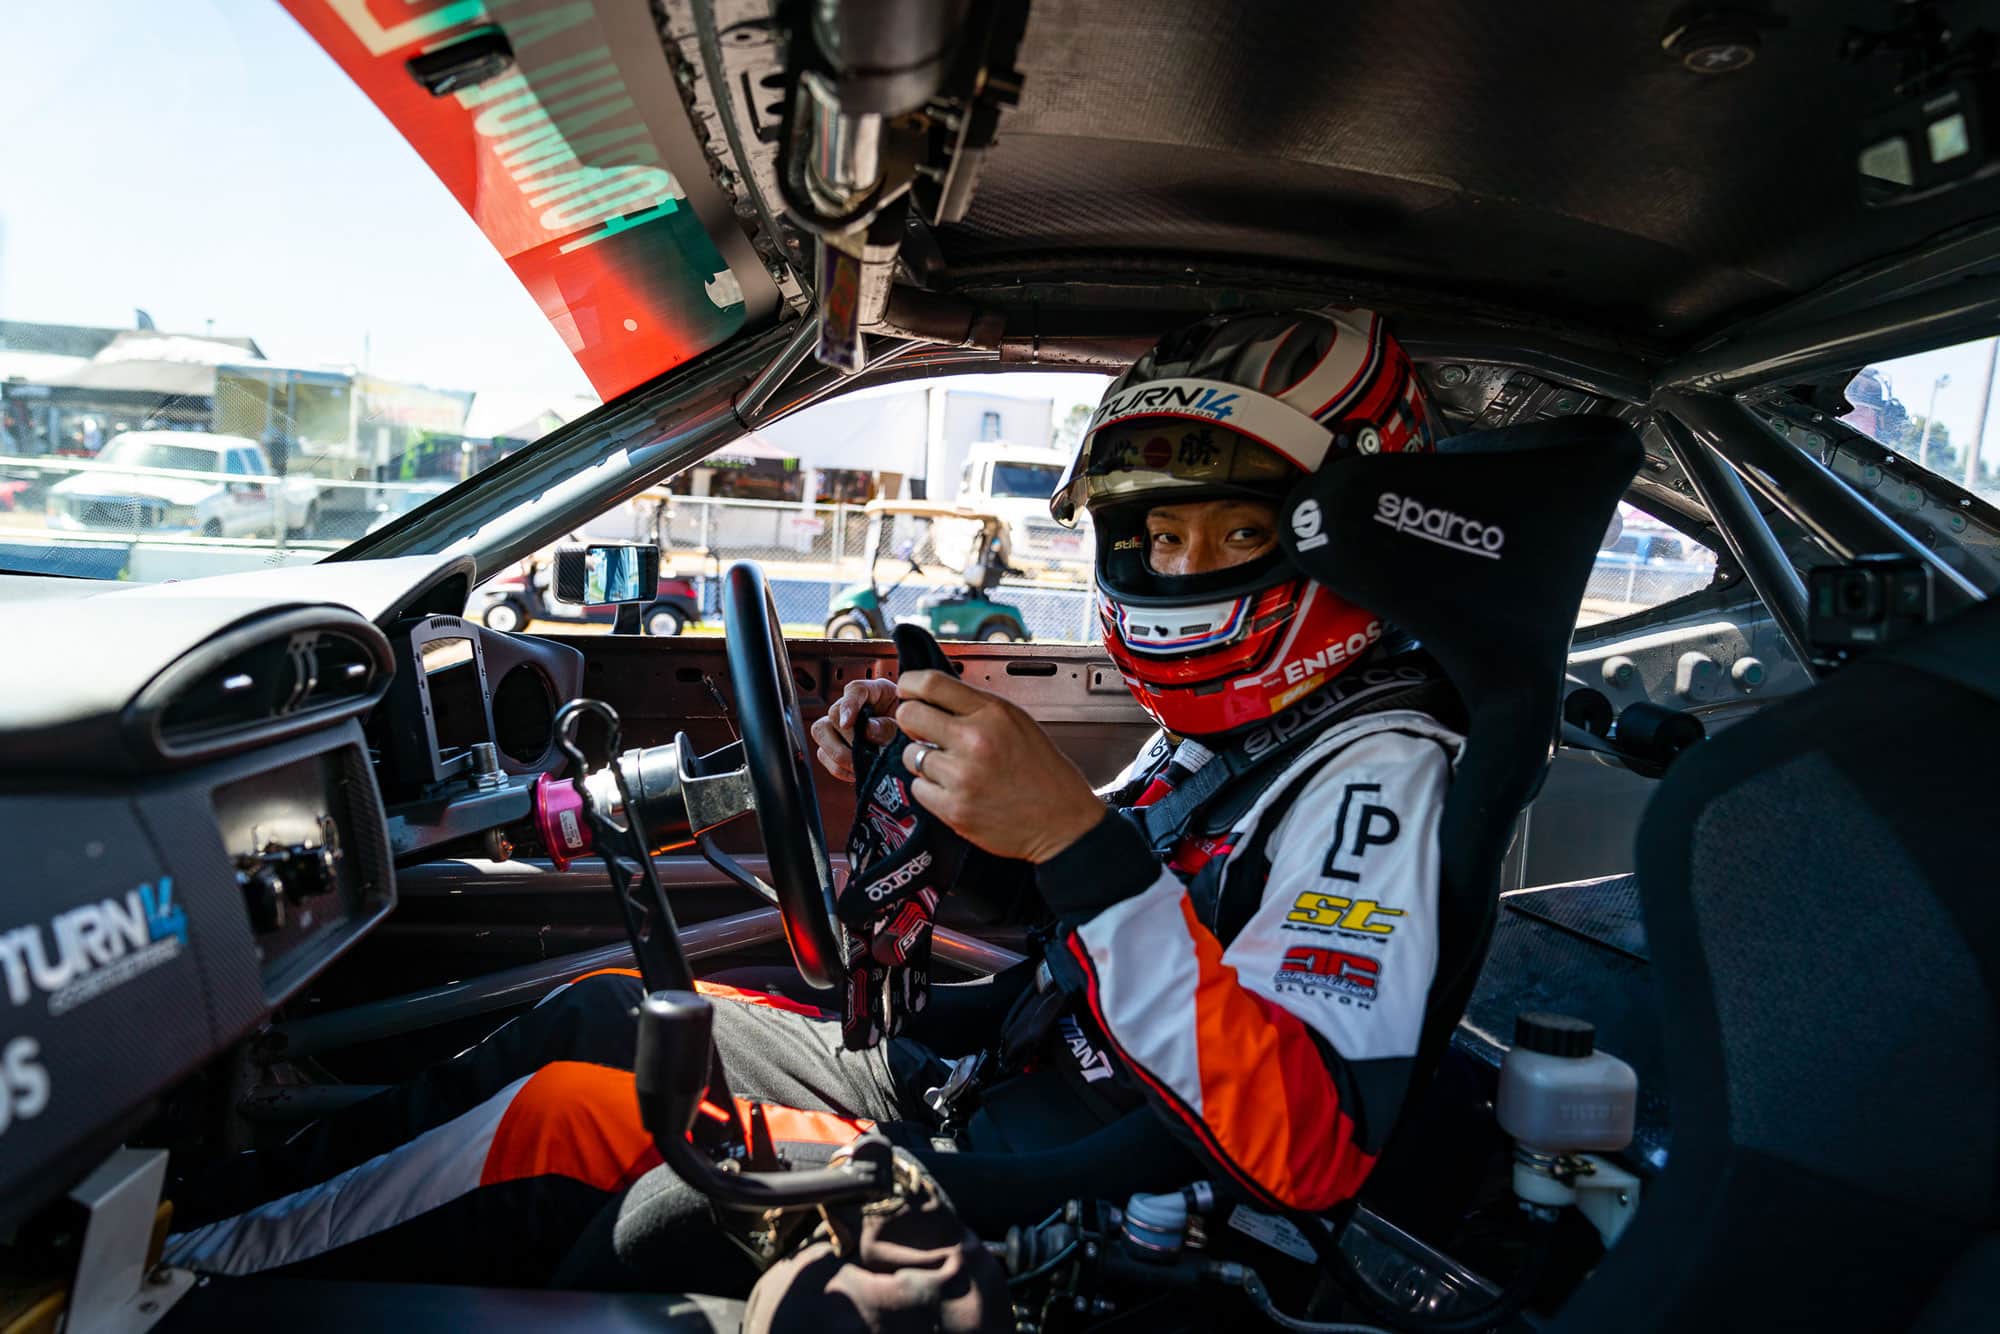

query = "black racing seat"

[
  {"left": 1548, "top": 597, "right": 2000, "bottom": 1333},
  {"left": 1281, "top": 415, "right": 1643, "bottom": 1094}
]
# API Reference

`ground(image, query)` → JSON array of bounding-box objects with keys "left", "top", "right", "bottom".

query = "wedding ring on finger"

[{"left": 909, "top": 741, "right": 938, "bottom": 778}]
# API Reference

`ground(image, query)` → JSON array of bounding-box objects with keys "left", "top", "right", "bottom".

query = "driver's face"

[{"left": 1145, "top": 499, "right": 1278, "bottom": 576}]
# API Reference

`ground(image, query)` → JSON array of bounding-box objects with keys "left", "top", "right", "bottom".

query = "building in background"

[
  {"left": 738, "top": 382, "right": 1055, "bottom": 503},
  {"left": 2, "top": 325, "right": 266, "bottom": 453}
]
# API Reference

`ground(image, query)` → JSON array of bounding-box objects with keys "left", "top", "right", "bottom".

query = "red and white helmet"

[{"left": 1051, "top": 309, "right": 1439, "bottom": 737}]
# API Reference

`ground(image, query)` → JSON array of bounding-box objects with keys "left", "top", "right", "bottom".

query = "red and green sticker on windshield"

[{"left": 282, "top": 0, "right": 746, "bottom": 398}]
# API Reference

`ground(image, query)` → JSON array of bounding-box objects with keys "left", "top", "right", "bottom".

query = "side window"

[
  {"left": 224, "top": 450, "right": 249, "bottom": 476},
  {"left": 1579, "top": 500, "right": 1721, "bottom": 629},
  {"left": 979, "top": 410, "right": 1002, "bottom": 441},
  {"left": 1844, "top": 348, "right": 1996, "bottom": 504}
]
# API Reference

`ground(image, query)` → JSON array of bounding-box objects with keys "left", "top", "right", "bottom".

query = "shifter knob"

[{"left": 633, "top": 991, "right": 716, "bottom": 1143}]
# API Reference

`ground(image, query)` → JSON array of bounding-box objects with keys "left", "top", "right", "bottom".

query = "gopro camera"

[{"left": 1807, "top": 555, "right": 1934, "bottom": 660}]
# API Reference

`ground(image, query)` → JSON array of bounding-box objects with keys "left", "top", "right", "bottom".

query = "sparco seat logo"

[
  {"left": 1374, "top": 492, "right": 1505, "bottom": 559},
  {"left": 1291, "top": 499, "right": 1328, "bottom": 553}
]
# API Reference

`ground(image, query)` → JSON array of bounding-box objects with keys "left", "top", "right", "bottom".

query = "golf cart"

[{"left": 823, "top": 500, "right": 1032, "bottom": 641}]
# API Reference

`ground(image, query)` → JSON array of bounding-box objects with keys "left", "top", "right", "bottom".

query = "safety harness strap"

[{"left": 836, "top": 625, "right": 973, "bottom": 1051}]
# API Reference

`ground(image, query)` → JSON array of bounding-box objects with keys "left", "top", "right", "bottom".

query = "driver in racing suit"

[{"left": 165, "top": 309, "right": 1467, "bottom": 1291}]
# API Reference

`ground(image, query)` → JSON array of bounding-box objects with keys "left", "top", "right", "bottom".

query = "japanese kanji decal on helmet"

[{"left": 1051, "top": 309, "right": 1441, "bottom": 735}]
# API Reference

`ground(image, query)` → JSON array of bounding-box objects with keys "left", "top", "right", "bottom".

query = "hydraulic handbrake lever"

[{"left": 552, "top": 700, "right": 744, "bottom": 1159}]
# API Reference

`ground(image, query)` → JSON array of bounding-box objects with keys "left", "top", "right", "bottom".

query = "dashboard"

[{"left": 0, "top": 554, "right": 581, "bottom": 1231}]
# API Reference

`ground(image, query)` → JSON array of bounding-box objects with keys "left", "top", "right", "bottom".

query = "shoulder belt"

[{"left": 1134, "top": 655, "right": 1447, "bottom": 857}]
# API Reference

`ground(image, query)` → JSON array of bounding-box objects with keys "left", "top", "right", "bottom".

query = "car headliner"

[{"left": 932, "top": 0, "right": 2000, "bottom": 357}]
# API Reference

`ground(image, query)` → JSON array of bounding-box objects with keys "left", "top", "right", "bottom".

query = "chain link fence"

[
  {"left": 654, "top": 496, "right": 1720, "bottom": 641},
  {"left": 0, "top": 470, "right": 1723, "bottom": 637}
]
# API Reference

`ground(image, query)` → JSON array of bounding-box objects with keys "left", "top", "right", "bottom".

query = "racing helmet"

[{"left": 1051, "top": 309, "right": 1439, "bottom": 736}]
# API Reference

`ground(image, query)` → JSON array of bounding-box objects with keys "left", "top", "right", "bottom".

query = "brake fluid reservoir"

[{"left": 1495, "top": 1012, "right": 1636, "bottom": 1153}]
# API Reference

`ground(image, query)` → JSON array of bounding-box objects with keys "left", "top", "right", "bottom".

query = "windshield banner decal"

[{"left": 284, "top": 0, "right": 746, "bottom": 396}]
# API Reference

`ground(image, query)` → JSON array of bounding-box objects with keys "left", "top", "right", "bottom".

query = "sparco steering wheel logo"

[
  {"left": 862, "top": 851, "right": 934, "bottom": 902},
  {"left": 1374, "top": 492, "right": 1505, "bottom": 559}
]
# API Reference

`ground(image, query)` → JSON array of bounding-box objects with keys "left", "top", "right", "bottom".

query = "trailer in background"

[{"left": 213, "top": 364, "right": 473, "bottom": 536}]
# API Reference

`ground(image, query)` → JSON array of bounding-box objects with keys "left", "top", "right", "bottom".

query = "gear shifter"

[{"left": 634, "top": 991, "right": 716, "bottom": 1143}]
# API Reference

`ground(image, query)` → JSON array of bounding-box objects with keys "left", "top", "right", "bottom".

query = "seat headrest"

[{"left": 1279, "top": 415, "right": 1641, "bottom": 806}]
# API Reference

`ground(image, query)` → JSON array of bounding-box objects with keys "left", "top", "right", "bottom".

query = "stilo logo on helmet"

[{"left": 1057, "top": 309, "right": 1445, "bottom": 737}]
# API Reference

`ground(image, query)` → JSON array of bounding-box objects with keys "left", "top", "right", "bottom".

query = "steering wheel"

[{"left": 720, "top": 562, "right": 845, "bottom": 990}]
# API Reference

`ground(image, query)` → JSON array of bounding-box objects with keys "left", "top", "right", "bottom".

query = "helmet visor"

[{"left": 1051, "top": 419, "right": 1301, "bottom": 524}]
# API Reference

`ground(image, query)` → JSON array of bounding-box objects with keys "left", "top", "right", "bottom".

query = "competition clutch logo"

[
  {"left": 0, "top": 879, "right": 189, "bottom": 1017},
  {"left": 1274, "top": 946, "right": 1381, "bottom": 1000}
]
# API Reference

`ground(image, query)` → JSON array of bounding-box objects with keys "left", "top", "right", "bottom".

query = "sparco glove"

[{"left": 837, "top": 625, "right": 971, "bottom": 1050}]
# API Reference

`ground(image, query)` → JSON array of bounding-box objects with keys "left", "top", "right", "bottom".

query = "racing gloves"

[{"left": 836, "top": 625, "right": 972, "bottom": 1050}]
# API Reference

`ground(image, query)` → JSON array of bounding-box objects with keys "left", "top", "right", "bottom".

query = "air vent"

[{"left": 154, "top": 621, "right": 387, "bottom": 751}]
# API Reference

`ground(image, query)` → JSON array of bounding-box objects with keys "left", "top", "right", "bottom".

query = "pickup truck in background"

[
  {"left": 45, "top": 431, "right": 321, "bottom": 538},
  {"left": 955, "top": 440, "right": 1094, "bottom": 567}
]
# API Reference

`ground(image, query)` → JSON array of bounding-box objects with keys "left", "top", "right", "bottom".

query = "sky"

[{"left": 0, "top": 0, "right": 595, "bottom": 400}]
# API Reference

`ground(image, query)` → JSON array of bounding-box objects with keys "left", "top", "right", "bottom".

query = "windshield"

[
  {"left": 0, "top": 0, "right": 756, "bottom": 582},
  {"left": 988, "top": 462, "right": 1064, "bottom": 499},
  {"left": 97, "top": 439, "right": 223, "bottom": 473}
]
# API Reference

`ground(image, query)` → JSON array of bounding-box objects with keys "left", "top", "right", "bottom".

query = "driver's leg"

[
  {"left": 164, "top": 1058, "right": 877, "bottom": 1286},
  {"left": 172, "top": 969, "right": 655, "bottom": 1226},
  {"left": 175, "top": 969, "right": 936, "bottom": 1232}
]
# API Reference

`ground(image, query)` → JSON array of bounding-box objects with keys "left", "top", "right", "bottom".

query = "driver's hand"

[
  {"left": 811, "top": 678, "right": 901, "bottom": 781},
  {"left": 894, "top": 670, "right": 1103, "bottom": 864}
]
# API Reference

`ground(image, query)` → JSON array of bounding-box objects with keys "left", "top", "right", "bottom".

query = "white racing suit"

[{"left": 1036, "top": 668, "right": 1463, "bottom": 1214}]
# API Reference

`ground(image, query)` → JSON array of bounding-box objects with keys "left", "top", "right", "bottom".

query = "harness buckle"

[{"left": 923, "top": 1051, "right": 988, "bottom": 1128}]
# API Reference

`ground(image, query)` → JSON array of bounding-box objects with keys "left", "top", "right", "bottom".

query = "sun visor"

[{"left": 1278, "top": 414, "right": 1642, "bottom": 801}]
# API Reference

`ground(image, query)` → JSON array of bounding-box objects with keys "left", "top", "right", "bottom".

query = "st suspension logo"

[
  {"left": 1373, "top": 492, "right": 1505, "bottom": 559},
  {"left": 0, "top": 879, "right": 189, "bottom": 1017}
]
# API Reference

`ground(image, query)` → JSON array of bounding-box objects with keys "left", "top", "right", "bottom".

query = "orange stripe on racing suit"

[
  {"left": 481, "top": 1060, "right": 663, "bottom": 1190},
  {"left": 482, "top": 1060, "right": 873, "bottom": 1193},
  {"left": 1044, "top": 716, "right": 1459, "bottom": 1214}
]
